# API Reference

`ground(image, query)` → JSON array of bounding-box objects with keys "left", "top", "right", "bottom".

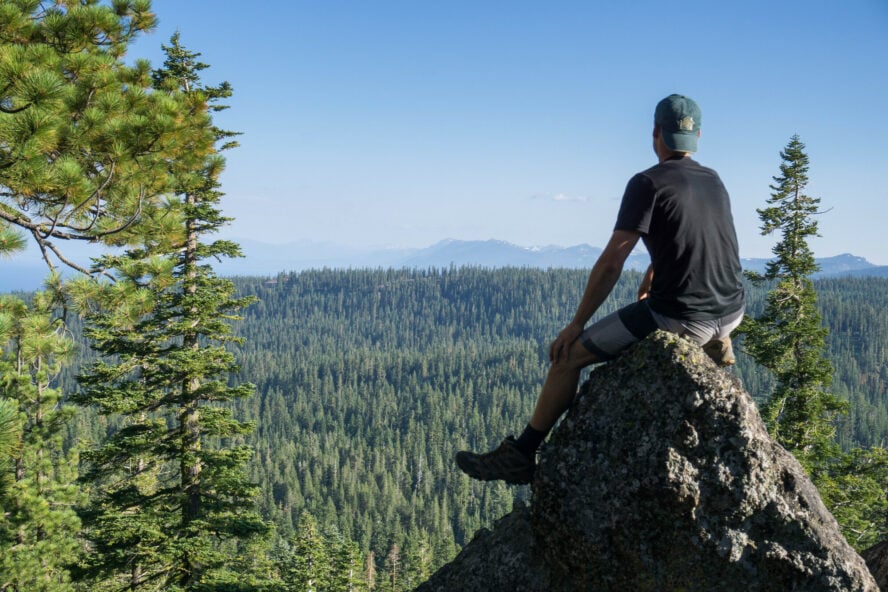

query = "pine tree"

[
  {"left": 327, "top": 525, "right": 368, "bottom": 592},
  {"left": 382, "top": 543, "right": 402, "bottom": 592},
  {"left": 0, "top": 293, "right": 81, "bottom": 592},
  {"left": 364, "top": 550, "right": 377, "bottom": 591},
  {"left": 736, "top": 137, "right": 888, "bottom": 550},
  {"left": 739, "top": 135, "right": 845, "bottom": 469},
  {"left": 0, "top": 1, "right": 188, "bottom": 277},
  {"left": 401, "top": 533, "right": 432, "bottom": 590},
  {"left": 285, "top": 511, "right": 331, "bottom": 592},
  {"left": 816, "top": 447, "right": 888, "bottom": 550},
  {"left": 71, "top": 34, "right": 268, "bottom": 591}
]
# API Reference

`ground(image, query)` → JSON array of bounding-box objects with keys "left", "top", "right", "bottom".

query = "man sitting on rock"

[{"left": 456, "top": 94, "right": 745, "bottom": 485}]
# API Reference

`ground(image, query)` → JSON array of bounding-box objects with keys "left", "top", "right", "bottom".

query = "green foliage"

[
  {"left": 815, "top": 447, "right": 888, "bottom": 550},
  {"left": 737, "top": 136, "right": 887, "bottom": 552},
  {"left": 285, "top": 512, "right": 332, "bottom": 591},
  {"left": 225, "top": 268, "right": 888, "bottom": 570},
  {"left": 275, "top": 512, "right": 368, "bottom": 592},
  {"left": 0, "top": 0, "right": 191, "bottom": 276},
  {"left": 0, "top": 292, "right": 81, "bottom": 591},
  {"left": 0, "top": 397, "right": 17, "bottom": 460},
  {"left": 0, "top": 227, "right": 26, "bottom": 257},
  {"left": 814, "top": 277, "right": 888, "bottom": 450},
  {"left": 225, "top": 267, "right": 640, "bottom": 576},
  {"left": 2, "top": 266, "right": 884, "bottom": 584},
  {"left": 738, "top": 135, "right": 845, "bottom": 466},
  {"left": 71, "top": 35, "right": 268, "bottom": 591}
]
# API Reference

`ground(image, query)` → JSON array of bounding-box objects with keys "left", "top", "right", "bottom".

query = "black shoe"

[{"left": 455, "top": 436, "right": 535, "bottom": 484}]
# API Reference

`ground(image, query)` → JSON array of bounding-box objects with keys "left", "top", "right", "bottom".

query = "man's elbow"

[
  {"left": 599, "top": 231, "right": 640, "bottom": 275},
  {"left": 595, "top": 256, "right": 625, "bottom": 278}
]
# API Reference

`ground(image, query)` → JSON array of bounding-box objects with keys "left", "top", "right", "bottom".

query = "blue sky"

[{"left": 129, "top": 0, "right": 888, "bottom": 264}]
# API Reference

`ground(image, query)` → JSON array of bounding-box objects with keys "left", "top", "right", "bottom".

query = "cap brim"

[{"left": 663, "top": 132, "right": 698, "bottom": 153}]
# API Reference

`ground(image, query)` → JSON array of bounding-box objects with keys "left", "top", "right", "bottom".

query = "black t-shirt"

[{"left": 614, "top": 156, "right": 744, "bottom": 320}]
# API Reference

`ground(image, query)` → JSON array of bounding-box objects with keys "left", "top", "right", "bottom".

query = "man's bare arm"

[{"left": 550, "top": 230, "right": 641, "bottom": 362}]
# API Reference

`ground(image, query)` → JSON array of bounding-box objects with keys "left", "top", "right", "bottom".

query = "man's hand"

[{"left": 549, "top": 322, "right": 583, "bottom": 363}]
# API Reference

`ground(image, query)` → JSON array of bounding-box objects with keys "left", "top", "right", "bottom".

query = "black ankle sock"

[{"left": 515, "top": 424, "right": 548, "bottom": 458}]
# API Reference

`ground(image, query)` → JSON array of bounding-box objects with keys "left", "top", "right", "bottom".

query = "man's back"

[{"left": 616, "top": 156, "right": 744, "bottom": 320}]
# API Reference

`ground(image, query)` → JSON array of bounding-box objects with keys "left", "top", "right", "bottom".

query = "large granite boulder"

[
  {"left": 417, "top": 331, "right": 877, "bottom": 591},
  {"left": 862, "top": 541, "right": 888, "bottom": 591}
]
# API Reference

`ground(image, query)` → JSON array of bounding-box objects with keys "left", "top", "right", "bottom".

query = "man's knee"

[{"left": 555, "top": 339, "right": 600, "bottom": 371}]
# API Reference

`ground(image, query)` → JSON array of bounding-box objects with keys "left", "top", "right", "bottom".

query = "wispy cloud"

[{"left": 531, "top": 193, "right": 591, "bottom": 203}]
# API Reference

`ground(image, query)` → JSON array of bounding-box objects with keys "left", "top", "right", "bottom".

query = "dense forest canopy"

[{"left": 48, "top": 268, "right": 888, "bottom": 581}]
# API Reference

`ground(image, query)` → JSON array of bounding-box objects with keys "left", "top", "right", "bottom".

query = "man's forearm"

[
  {"left": 571, "top": 258, "right": 623, "bottom": 327},
  {"left": 569, "top": 230, "right": 640, "bottom": 327}
]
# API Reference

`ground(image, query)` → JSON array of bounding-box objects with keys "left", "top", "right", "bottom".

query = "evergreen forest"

[
  {"left": 1, "top": 3, "right": 886, "bottom": 590},
  {"left": 46, "top": 267, "right": 888, "bottom": 588}
]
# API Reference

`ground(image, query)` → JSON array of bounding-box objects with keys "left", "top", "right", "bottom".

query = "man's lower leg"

[
  {"left": 511, "top": 363, "right": 580, "bottom": 459},
  {"left": 527, "top": 362, "right": 582, "bottom": 438},
  {"left": 515, "top": 424, "right": 548, "bottom": 458},
  {"left": 455, "top": 342, "right": 595, "bottom": 483}
]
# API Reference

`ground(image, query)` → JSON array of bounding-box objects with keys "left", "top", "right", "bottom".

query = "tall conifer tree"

[
  {"left": 740, "top": 136, "right": 888, "bottom": 552},
  {"left": 72, "top": 34, "right": 268, "bottom": 591},
  {"left": 285, "top": 512, "right": 332, "bottom": 592},
  {"left": 0, "top": 293, "right": 81, "bottom": 592},
  {"left": 0, "top": 3, "right": 188, "bottom": 588},
  {"left": 739, "top": 135, "right": 845, "bottom": 467}
]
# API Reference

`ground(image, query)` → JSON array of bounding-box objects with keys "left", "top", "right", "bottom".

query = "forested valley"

[
  {"left": 48, "top": 267, "right": 888, "bottom": 588},
  {"left": 2, "top": 3, "right": 885, "bottom": 590}
]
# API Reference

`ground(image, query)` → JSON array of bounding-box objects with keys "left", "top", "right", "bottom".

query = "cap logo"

[{"left": 679, "top": 116, "right": 695, "bottom": 131}]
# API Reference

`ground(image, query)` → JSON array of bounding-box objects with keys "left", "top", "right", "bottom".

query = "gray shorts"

[{"left": 580, "top": 300, "right": 744, "bottom": 361}]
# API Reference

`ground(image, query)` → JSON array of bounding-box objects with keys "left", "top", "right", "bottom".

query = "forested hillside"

[
  {"left": 815, "top": 277, "right": 888, "bottom": 448},
  {"left": 3, "top": 3, "right": 884, "bottom": 589},
  {"left": 168, "top": 268, "right": 885, "bottom": 576},
  {"left": 49, "top": 268, "right": 887, "bottom": 584},
  {"left": 229, "top": 267, "right": 594, "bottom": 573}
]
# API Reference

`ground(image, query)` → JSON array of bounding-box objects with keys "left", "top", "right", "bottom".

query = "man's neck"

[{"left": 657, "top": 151, "right": 691, "bottom": 164}]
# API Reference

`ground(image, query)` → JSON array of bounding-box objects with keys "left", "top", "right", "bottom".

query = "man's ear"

[{"left": 653, "top": 124, "right": 661, "bottom": 138}]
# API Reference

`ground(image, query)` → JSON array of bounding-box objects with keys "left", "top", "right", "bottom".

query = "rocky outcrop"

[
  {"left": 417, "top": 331, "right": 878, "bottom": 591},
  {"left": 863, "top": 541, "right": 888, "bottom": 591}
]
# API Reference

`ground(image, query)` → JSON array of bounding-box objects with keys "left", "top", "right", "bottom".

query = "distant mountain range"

[
  {"left": 220, "top": 239, "right": 887, "bottom": 280},
  {"left": 2, "top": 238, "right": 886, "bottom": 292}
]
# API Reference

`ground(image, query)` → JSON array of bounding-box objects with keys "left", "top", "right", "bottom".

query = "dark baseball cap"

[{"left": 655, "top": 94, "right": 701, "bottom": 153}]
